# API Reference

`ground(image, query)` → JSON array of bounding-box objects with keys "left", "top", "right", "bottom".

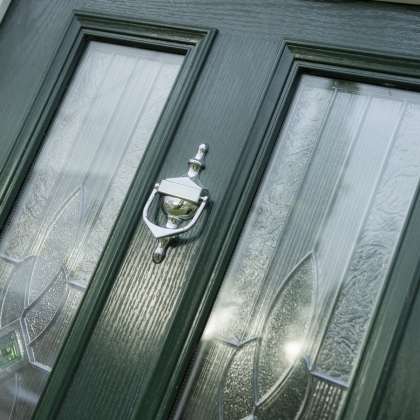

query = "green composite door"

[{"left": 1, "top": 1, "right": 420, "bottom": 419}]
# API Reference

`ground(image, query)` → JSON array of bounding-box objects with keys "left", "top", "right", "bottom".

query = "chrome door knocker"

[{"left": 143, "top": 144, "right": 210, "bottom": 263}]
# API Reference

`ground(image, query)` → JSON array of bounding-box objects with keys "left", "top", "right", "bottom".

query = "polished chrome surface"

[
  {"left": 143, "top": 144, "right": 210, "bottom": 263},
  {"left": 188, "top": 143, "right": 208, "bottom": 177},
  {"left": 158, "top": 179, "right": 202, "bottom": 203},
  {"left": 163, "top": 196, "right": 199, "bottom": 221},
  {"left": 142, "top": 188, "right": 208, "bottom": 239}
]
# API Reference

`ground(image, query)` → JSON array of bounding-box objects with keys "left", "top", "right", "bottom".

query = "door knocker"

[{"left": 143, "top": 144, "right": 210, "bottom": 263}]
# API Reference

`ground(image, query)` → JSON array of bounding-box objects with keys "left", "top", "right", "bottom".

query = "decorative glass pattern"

[
  {"left": 173, "top": 76, "right": 420, "bottom": 419},
  {"left": 0, "top": 41, "right": 183, "bottom": 419}
]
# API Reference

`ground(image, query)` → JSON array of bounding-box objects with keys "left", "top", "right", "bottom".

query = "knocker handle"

[
  {"left": 142, "top": 185, "right": 208, "bottom": 239},
  {"left": 142, "top": 144, "right": 210, "bottom": 263}
]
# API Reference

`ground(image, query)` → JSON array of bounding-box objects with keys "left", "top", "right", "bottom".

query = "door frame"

[{"left": 3, "top": 7, "right": 419, "bottom": 420}]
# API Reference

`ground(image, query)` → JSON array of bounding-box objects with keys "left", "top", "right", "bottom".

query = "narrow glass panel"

[
  {"left": 0, "top": 41, "right": 183, "bottom": 419},
  {"left": 173, "top": 75, "right": 420, "bottom": 419}
]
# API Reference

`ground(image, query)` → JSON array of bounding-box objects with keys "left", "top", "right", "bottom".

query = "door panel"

[
  {"left": 171, "top": 75, "right": 420, "bottom": 419},
  {"left": 0, "top": 1, "right": 420, "bottom": 420}
]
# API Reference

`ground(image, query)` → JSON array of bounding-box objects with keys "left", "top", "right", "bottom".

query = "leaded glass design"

[
  {"left": 173, "top": 76, "right": 420, "bottom": 419},
  {"left": 0, "top": 41, "right": 183, "bottom": 419}
]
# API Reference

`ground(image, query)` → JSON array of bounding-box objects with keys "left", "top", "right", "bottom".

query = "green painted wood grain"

[
  {"left": 81, "top": 0, "right": 420, "bottom": 55},
  {"left": 376, "top": 277, "right": 420, "bottom": 419}
]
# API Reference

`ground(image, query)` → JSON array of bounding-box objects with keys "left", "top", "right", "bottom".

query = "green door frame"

[{"left": 1, "top": 2, "right": 420, "bottom": 420}]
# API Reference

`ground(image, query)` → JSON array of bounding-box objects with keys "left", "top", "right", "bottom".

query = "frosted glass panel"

[
  {"left": 0, "top": 41, "right": 183, "bottom": 419},
  {"left": 173, "top": 76, "right": 420, "bottom": 419}
]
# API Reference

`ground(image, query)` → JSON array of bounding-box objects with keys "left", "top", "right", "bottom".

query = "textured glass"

[
  {"left": 173, "top": 76, "right": 420, "bottom": 420},
  {"left": 0, "top": 41, "right": 183, "bottom": 419}
]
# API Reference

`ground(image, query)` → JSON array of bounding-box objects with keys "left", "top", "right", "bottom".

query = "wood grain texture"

[
  {"left": 0, "top": 0, "right": 82, "bottom": 172},
  {"left": 376, "top": 282, "right": 420, "bottom": 420},
  {"left": 81, "top": 0, "right": 420, "bottom": 56},
  {"left": 56, "top": 34, "right": 280, "bottom": 420}
]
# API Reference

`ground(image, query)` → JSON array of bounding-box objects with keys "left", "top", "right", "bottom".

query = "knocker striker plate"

[{"left": 143, "top": 144, "right": 210, "bottom": 263}]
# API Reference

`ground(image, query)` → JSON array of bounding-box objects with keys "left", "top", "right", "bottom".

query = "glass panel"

[
  {"left": 172, "top": 75, "right": 420, "bottom": 419},
  {"left": 0, "top": 41, "right": 183, "bottom": 419}
]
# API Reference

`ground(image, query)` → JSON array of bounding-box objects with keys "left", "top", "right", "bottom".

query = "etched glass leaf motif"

[
  {"left": 222, "top": 339, "right": 257, "bottom": 420},
  {"left": 26, "top": 187, "right": 82, "bottom": 308},
  {"left": 23, "top": 187, "right": 83, "bottom": 345},
  {"left": 0, "top": 187, "right": 83, "bottom": 371},
  {"left": 257, "top": 253, "right": 315, "bottom": 403},
  {"left": 217, "top": 254, "right": 315, "bottom": 420},
  {"left": 0, "top": 257, "right": 34, "bottom": 327}
]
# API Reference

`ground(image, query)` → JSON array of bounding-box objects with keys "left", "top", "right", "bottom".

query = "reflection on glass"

[
  {"left": 173, "top": 76, "right": 420, "bottom": 419},
  {"left": 0, "top": 41, "right": 183, "bottom": 419}
]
